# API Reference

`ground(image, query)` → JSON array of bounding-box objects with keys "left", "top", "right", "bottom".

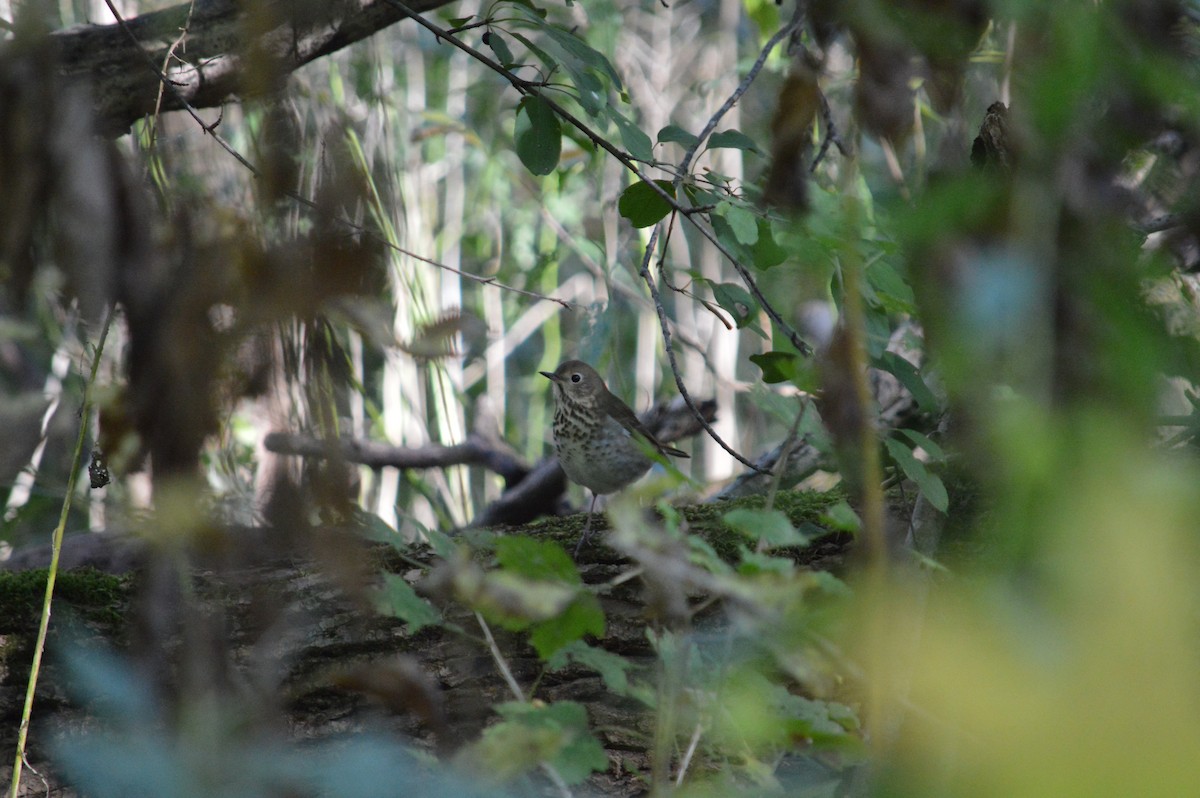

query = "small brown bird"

[{"left": 541, "top": 360, "right": 688, "bottom": 555}]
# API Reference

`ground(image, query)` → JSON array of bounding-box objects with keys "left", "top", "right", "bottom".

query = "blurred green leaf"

[
  {"left": 495, "top": 536, "right": 579, "bottom": 583},
  {"left": 711, "top": 282, "right": 758, "bottom": 329},
  {"left": 477, "top": 701, "right": 608, "bottom": 785},
  {"left": 484, "top": 31, "right": 515, "bottom": 67},
  {"left": 376, "top": 574, "right": 442, "bottom": 632},
  {"left": 896, "top": 428, "right": 946, "bottom": 462},
  {"left": 529, "top": 593, "right": 605, "bottom": 658},
  {"left": 515, "top": 95, "right": 561, "bottom": 176},
  {"left": 820, "top": 500, "right": 861, "bottom": 533},
  {"left": 708, "top": 128, "right": 760, "bottom": 153},
  {"left": 618, "top": 179, "right": 675, "bottom": 227},
  {"left": 657, "top": 124, "right": 699, "bottom": 148},
  {"left": 716, "top": 201, "right": 759, "bottom": 245},
  {"left": 876, "top": 351, "right": 939, "bottom": 412},
  {"left": 608, "top": 107, "right": 654, "bottom": 162},
  {"left": 752, "top": 219, "right": 790, "bottom": 269},
  {"left": 884, "top": 437, "right": 948, "bottom": 512},
  {"left": 725, "top": 507, "right": 811, "bottom": 547},
  {"left": 749, "top": 351, "right": 799, "bottom": 383},
  {"left": 548, "top": 641, "right": 643, "bottom": 700}
]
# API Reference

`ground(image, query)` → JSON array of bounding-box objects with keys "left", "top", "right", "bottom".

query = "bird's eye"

[{"left": 571, "top": 373, "right": 582, "bottom": 383}]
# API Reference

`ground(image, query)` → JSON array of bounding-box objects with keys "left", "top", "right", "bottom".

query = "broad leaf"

[
  {"left": 709, "top": 128, "right": 760, "bottom": 153},
  {"left": 876, "top": 351, "right": 939, "bottom": 412},
  {"left": 749, "top": 351, "right": 799, "bottom": 383},
  {"left": 484, "top": 30, "right": 515, "bottom": 68},
  {"left": 375, "top": 574, "right": 442, "bottom": 632},
  {"left": 724, "top": 507, "right": 811, "bottom": 547},
  {"left": 885, "top": 437, "right": 949, "bottom": 512},
  {"left": 618, "top": 179, "right": 675, "bottom": 227},
  {"left": 716, "top": 201, "right": 759, "bottom": 245},
  {"left": 515, "top": 95, "right": 561, "bottom": 176},
  {"left": 529, "top": 593, "right": 605, "bottom": 658},
  {"left": 609, "top": 107, "right": 654, "bottom": 162},
  {"left": 658, "top": 124, "right": 699, "bottom": 148},
  {"left": 711, "top": 282, "right": 758, "bottom": 329}
]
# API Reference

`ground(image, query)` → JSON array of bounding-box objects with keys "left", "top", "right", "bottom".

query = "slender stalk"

[{"left": 9, "top": 306, "right": 116, "bottom": 798}]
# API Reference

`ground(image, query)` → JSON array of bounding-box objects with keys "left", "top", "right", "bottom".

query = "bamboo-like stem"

[{"left": 8, "top": 307, "right": 116, "bottom": 798}]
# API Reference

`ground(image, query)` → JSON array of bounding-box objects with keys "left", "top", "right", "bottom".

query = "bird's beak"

[{"left": 540, "top": 371, "right": 561, "bottom": 382}]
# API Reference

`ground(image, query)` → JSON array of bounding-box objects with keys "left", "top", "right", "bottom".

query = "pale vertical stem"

[
  {"left": 434, "top": 0, "right": 478, "bottom": 525},
  {"left": 483, "top": 284, "right": 506, "bottom": 502},
  {"left": 378, "top": 24, "right": 432, "bottom": 533},
  {"left": 706, "top": 0, "right": 747, "bottom": 482},
  {"left": 3, "top": 330, "right": 73, "bottom": 523},
  {"left": 636, "top": 308, "right": 657, "bottom": 408},
  {"left": 348, "top": 328, "right": 368, "bottom": 508}
]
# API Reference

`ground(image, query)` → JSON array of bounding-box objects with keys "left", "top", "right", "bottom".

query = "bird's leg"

[{"left": 574, "top": 492, "right": 599, "bottom": 557}]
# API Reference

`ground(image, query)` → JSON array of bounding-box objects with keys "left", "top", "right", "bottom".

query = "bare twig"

[
  {"left": 639, "top": 229, "right": 771, "bottom": 474},
  {"left": 676, "top": 5, "right": 804, "bottom": 180},
  {"left": 1136, "top": 213, "right": 1184, "bottom": 235},
  {"left": 474, "top": 612, "right": 574, "bottom": 798},
  {"left": 810, "top": 91, "right": 848, "bottom": 173},
  {"left": 264, "top": 431, "right": 530, "bottom": 487}
]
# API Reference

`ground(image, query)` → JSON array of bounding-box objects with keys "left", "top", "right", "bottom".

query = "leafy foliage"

[{"left": 5, "top": 0, "right": 1200, "bottom": 795}]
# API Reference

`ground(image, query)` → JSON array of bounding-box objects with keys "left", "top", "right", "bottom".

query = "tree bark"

[{"left": 42, "top": 0, "right": 453, "bottom": 137}]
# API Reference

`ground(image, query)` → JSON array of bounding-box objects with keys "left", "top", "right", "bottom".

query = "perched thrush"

[{"left": 541, "top": 360, "right": 688, "bottom": 555}]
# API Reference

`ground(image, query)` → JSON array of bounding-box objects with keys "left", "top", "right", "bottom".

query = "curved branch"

[{"left": 49, "top": 0, "right": 453, "bottom": 136}]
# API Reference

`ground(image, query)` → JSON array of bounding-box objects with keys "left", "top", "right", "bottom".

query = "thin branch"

[
  {"left": 676, "top": 5, "right": 804, "bottom": 180},
  {"left": 1135, "top": 213, "right": 1184, "bottom": 235},
  {"left": 474, "top": 612, "right": 574, "bottom": 798},
  {"left": 675, "top": 721, "right": 705, "bottom": 786},
  {"left": 264, "top": 431, "right": 530, "bottom": 487},
  {"left": 810, "top": 91, "right": 848, "bottom": 173},
  {"left": 639, "top": 229, "right": 771, "bottom": 474}
]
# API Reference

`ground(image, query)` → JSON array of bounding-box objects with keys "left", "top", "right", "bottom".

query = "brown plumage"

[{"left": 541, "top": 360, "right": 688, "bottom": 554}]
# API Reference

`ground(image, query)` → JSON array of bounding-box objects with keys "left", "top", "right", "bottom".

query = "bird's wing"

[{"left": 605, "top": 395, "right": 690, "bottom": 459}]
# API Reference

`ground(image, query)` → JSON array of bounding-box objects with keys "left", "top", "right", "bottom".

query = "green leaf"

[
  {"left": 724, "top": 508, "right": 811, "bottom": 547},
  {"left": 446, "top": 16, "right": 474, "bottom": 26},
  {"left": 530, "top": 593, "right": 605, "bottom": 658},
  {"left": 351, "top": 510, "right": 399, "bottom": 543},
  {"left": 896, "top": 428, "right": 946, "bottom": 462},
  {"left": 618, "top": 180, "right": 675, "bottom": 227},
  {"left": 711, "top": 282, "right": 758, "bottom": 329},
  {"left": 737, "top": 548, "right": 799, "bottom": 575},
  {"left": 709, "top": 128, "right": 760, "bottom": 153},
  {"left": 866, "top": 259, "right": 916, "bottom": 313},
  {"left": 876, "top": 351, "right": 940, "bottom": 412},
  {"left": 716, "top": 202, "right": 759, "bottom": 245},
  {"left": 884, "top": 438, "right": 949, "bottom": 513},
  {"left": 515, "top": 95, "right": 561, "bottom": 176},
  {"left": 820, "top": 500, "right": 861, "bottom": 533},
  {"left": 657, "top": 124, "right": 699, "bottom": 148},
  {"left": 609, "top": 108, "right": 654, "bottom": 162},
  {"left": 752, "top": 219, "right": 790, "bottom": 269},
  {"left": 495, "top": 536, "right": 580, "bottom": 584},
  {"left": 749, "top": 351, "right": 798, "bottom": 383},
  {"left": 710, "top": 211, "right": 752, "bottom": 264},
  {"left": 485, "top": 30, "right": 515, "bottom": 67},
  {"left": 482, "top": 701, "right": 608, "bottom": 785},
  {"left": 549, "top": 641, "right": 636, "bottom": 697},
  {"left": 375, "top": 574, "right": 442, "bottom": 632}
]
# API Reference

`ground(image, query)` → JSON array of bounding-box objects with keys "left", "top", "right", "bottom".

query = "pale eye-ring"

[{"left": 571, "top": 373, "right": 582, "bottom": 383}]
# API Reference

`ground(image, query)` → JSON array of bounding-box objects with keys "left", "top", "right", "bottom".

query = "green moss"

[
  {"left": 480, "top": 488, "right": 844, "bottom": 563},
  {"left": 0, "top": 568, "right": 132, "bottom": 634}
]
